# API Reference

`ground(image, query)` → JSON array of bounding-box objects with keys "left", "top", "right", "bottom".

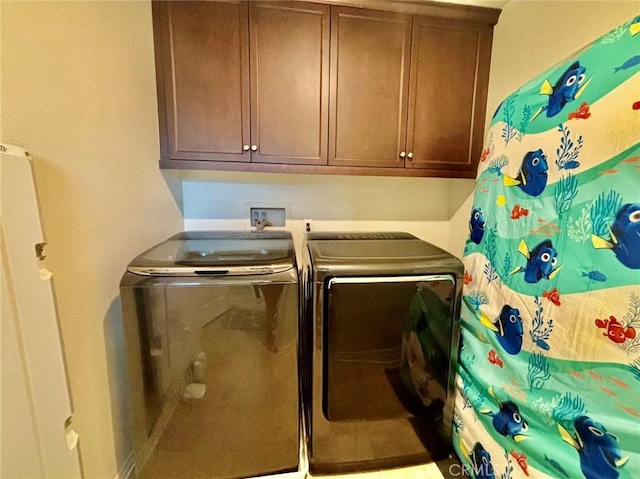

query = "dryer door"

[{"left": 323, "top": 275, "right": 456, "bottom": 421}]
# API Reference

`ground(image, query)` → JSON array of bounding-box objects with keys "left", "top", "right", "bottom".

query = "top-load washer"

[
  {"left": 301, "top": 232, "right": 464, "bottom": 474},
  {"left": 120, "top": 231, "right": 299, "bottom": 479}
]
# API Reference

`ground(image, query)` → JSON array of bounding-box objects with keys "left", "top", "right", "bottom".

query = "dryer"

[
  {"left": 301, "top": 232, "right": 464, "bottom": 474},
  {"left": 120, "top": 231, "right": 299, "bottom": 479}
]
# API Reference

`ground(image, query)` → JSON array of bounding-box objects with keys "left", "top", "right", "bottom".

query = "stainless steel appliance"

[
  {"left": 301, "top": 232, "right": 464, "bottom": 474},
  {"left": 120, "top": 231, "right": 299, "bottom": 479}
]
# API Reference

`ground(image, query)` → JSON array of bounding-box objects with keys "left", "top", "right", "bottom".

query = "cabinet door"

[
  {"left": 250, "top": 2, "right": 329, "bottom": 165},
  {"left": 329, "top": 7, "right": 412, "bottom": 168},
  {"left": 155, "top": 1, "right": 250, "bottom": 162},
  {"left": 405, "top": 18, "right": 492, "bottom": 175}
]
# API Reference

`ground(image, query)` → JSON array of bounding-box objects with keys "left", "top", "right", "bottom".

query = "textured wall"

[{"left": 1, "top": 2, "right": 183, "bottom": 477}]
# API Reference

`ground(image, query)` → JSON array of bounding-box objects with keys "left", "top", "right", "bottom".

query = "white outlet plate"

[{"left": 303, "top": 219, "right": 313, "bottom": 232}]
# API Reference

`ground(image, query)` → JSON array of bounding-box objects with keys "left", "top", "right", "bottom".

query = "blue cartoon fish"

[
  {"left": 470, "top": 443, "right": 495, "bottom": 479},
  {"left": 592, "top": 203, "right": 640, "bottom": 269},
  {"left": 458, "top": 441, "right": 495, "bottom": 479},
  {"left": 469, "top": 208, "right": 486, "bottom": 244},
  {"left": 544, "top": 454, "right": 570, "bottom": 478},
  {"left": 631, "top": 15, "right": 640, "bottom": 36},
  {"left": 614, "top": 55, "right": 640, "bottom": 73},
  {"left": 558, "top": 415, "right": 629, "bottom": 479},
  {"left": 510, "top": 239, "right": 562, "bottom": 283},
  {"left": 532, "top": 61, "right": 592, "bottom": 119},
  {"left": 582, "top": 270, "right": 607, "bottom": 282},
  {"left": 503, "top": 149, "right": 548, "bottom": 197},
  {"left": 481, "top": 387, "right": 529, "bottom": 441},
  {"left": 480, "top": 305, "right": 524, "bottom": 355}
]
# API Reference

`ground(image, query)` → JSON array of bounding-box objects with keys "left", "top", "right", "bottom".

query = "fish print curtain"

[{"left": 454, "top": 16, "right": 640, "bottom": 479}]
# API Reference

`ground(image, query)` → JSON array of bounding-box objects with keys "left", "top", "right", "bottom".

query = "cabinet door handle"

[
  {"left": 243, "top": 145, "right": 250, "bottom": 151},
  {"left": 399, "top": 151, "right": 406, "bottom": 158},
  {"left": 407, "top": 152, "right": 414, "bottom": 160},
  {"left": 251, "top": 145, "right": 258, "bottom": 152}
]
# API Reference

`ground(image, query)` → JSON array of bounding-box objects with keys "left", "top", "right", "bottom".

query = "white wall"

[
  {"left": 183, "top": 170, "right": 475, "bottom": 254},
  {"left": 448, "top": 1, "right": 640, "bottom": 256},
  {"left": 1, "top": 2, "right": 183, "bottom": 478}
]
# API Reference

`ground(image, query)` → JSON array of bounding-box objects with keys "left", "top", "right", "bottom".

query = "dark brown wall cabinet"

[
  {"left": 154, "top": 1, "right": 329, "bottom": 165},
  {"left": 153, "top": 1, "right": 499, "bottom": 178}
]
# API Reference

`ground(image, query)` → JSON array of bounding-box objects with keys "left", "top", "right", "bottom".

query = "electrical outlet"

[{"left": 304, "top": 219, "right": 312, "bottom": 232}]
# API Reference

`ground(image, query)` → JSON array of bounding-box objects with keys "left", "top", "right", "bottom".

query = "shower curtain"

[{"left": 454, "top": 16, "right": 640, "bottom": 479}]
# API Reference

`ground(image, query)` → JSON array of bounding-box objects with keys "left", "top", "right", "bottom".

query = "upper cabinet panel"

[
  {"left": 328, "top": 7, "right": 412, "bottom": 168},
  {"left": 155, "top": 1, "right": 250, "bottom": 162},
  {"left": 406, "top": 18, "right": 493, "bottom": 174},
  {"left": 250, "top": 2, "right": 330, "bottom": 165}
]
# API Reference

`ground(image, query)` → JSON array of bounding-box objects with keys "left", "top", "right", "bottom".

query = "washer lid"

[
  {"left": 127, "top": 230, "right": 295, "bottom": 276},
  {"left": 306, "top": 231, "right": 463, "bottom": 277},
  {"left": 306, "top": 231, "right": 417, "bottom": 241}
]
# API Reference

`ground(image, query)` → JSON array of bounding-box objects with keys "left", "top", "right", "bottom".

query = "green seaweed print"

[
  {"left": 453, "top": 413, "right": 464, "bottom": 433},
  {"left": 499, "top": 450, "right": 514, "bottom": 479},
  {"left": 552, "top": 392, "right": 588, "bottom": 431},
  {"left": 601, "top": 23, "right": 627, "bottom": 44},
  {"left": 467, "top": 290, "right": 489, "bottom": 311},
  {"left": 527, "top": 352, "right": 550, "bottom": 391},
  {"left": 502, "top": 252, "right": 513, "bottom": 280},
  {"left": 554, "top": 173, "right": 579, "bottom": 216},
  {"left": 488, "top": 154, "right": 509, "bottom": 176},
  {"left": 556, "top": 124, "right": 583, "bottom": 170},
  {"left": 620, "top": 292, "right": 640, "bottom": 354},
  {"left": 483, "top": 226, "right": 499, "bottom": 284},
  {"left": 502, "top": 95, "right": 518, "bottom": 145},
  {"left": 516, "top": 105, "right": 532, "bottom": 142},
  {"left": 590, "top": 190, "right": 622, "bottom": 237},
  {"left": 530, "top": 296, "right": 554, "bottom": 351}
]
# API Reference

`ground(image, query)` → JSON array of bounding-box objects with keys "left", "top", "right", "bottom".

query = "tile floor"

[
  {"left": 256, "top": 462, "right": 445, "bottom": 479},
  {"left": 250, "top": 412, "right": 453, "bottom": 479},
  {"left": 308, "top": 462, "right": 445, "bottom": 478},
  {"left": 253, "top": 439, "right": 449, "bottom": 479}
]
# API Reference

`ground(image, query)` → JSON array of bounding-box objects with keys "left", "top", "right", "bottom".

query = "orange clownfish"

[
  {"left": 568, "top": 101, "right": 591, "bottom": 120},
  {"left": 511, "top": 204, "right": 529, "bottom": 220},
  {"left": 543, "top": 287, "right": 561, "bottom": 306},
  {"left": 595, "top": 316, "right": 636, "bottom": 344},
  {"left": 510, "top": 450, "right": 530, "bottom": 476},
  {"left": 488, "top": 349, "right": 504, "bottom": 368}
]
